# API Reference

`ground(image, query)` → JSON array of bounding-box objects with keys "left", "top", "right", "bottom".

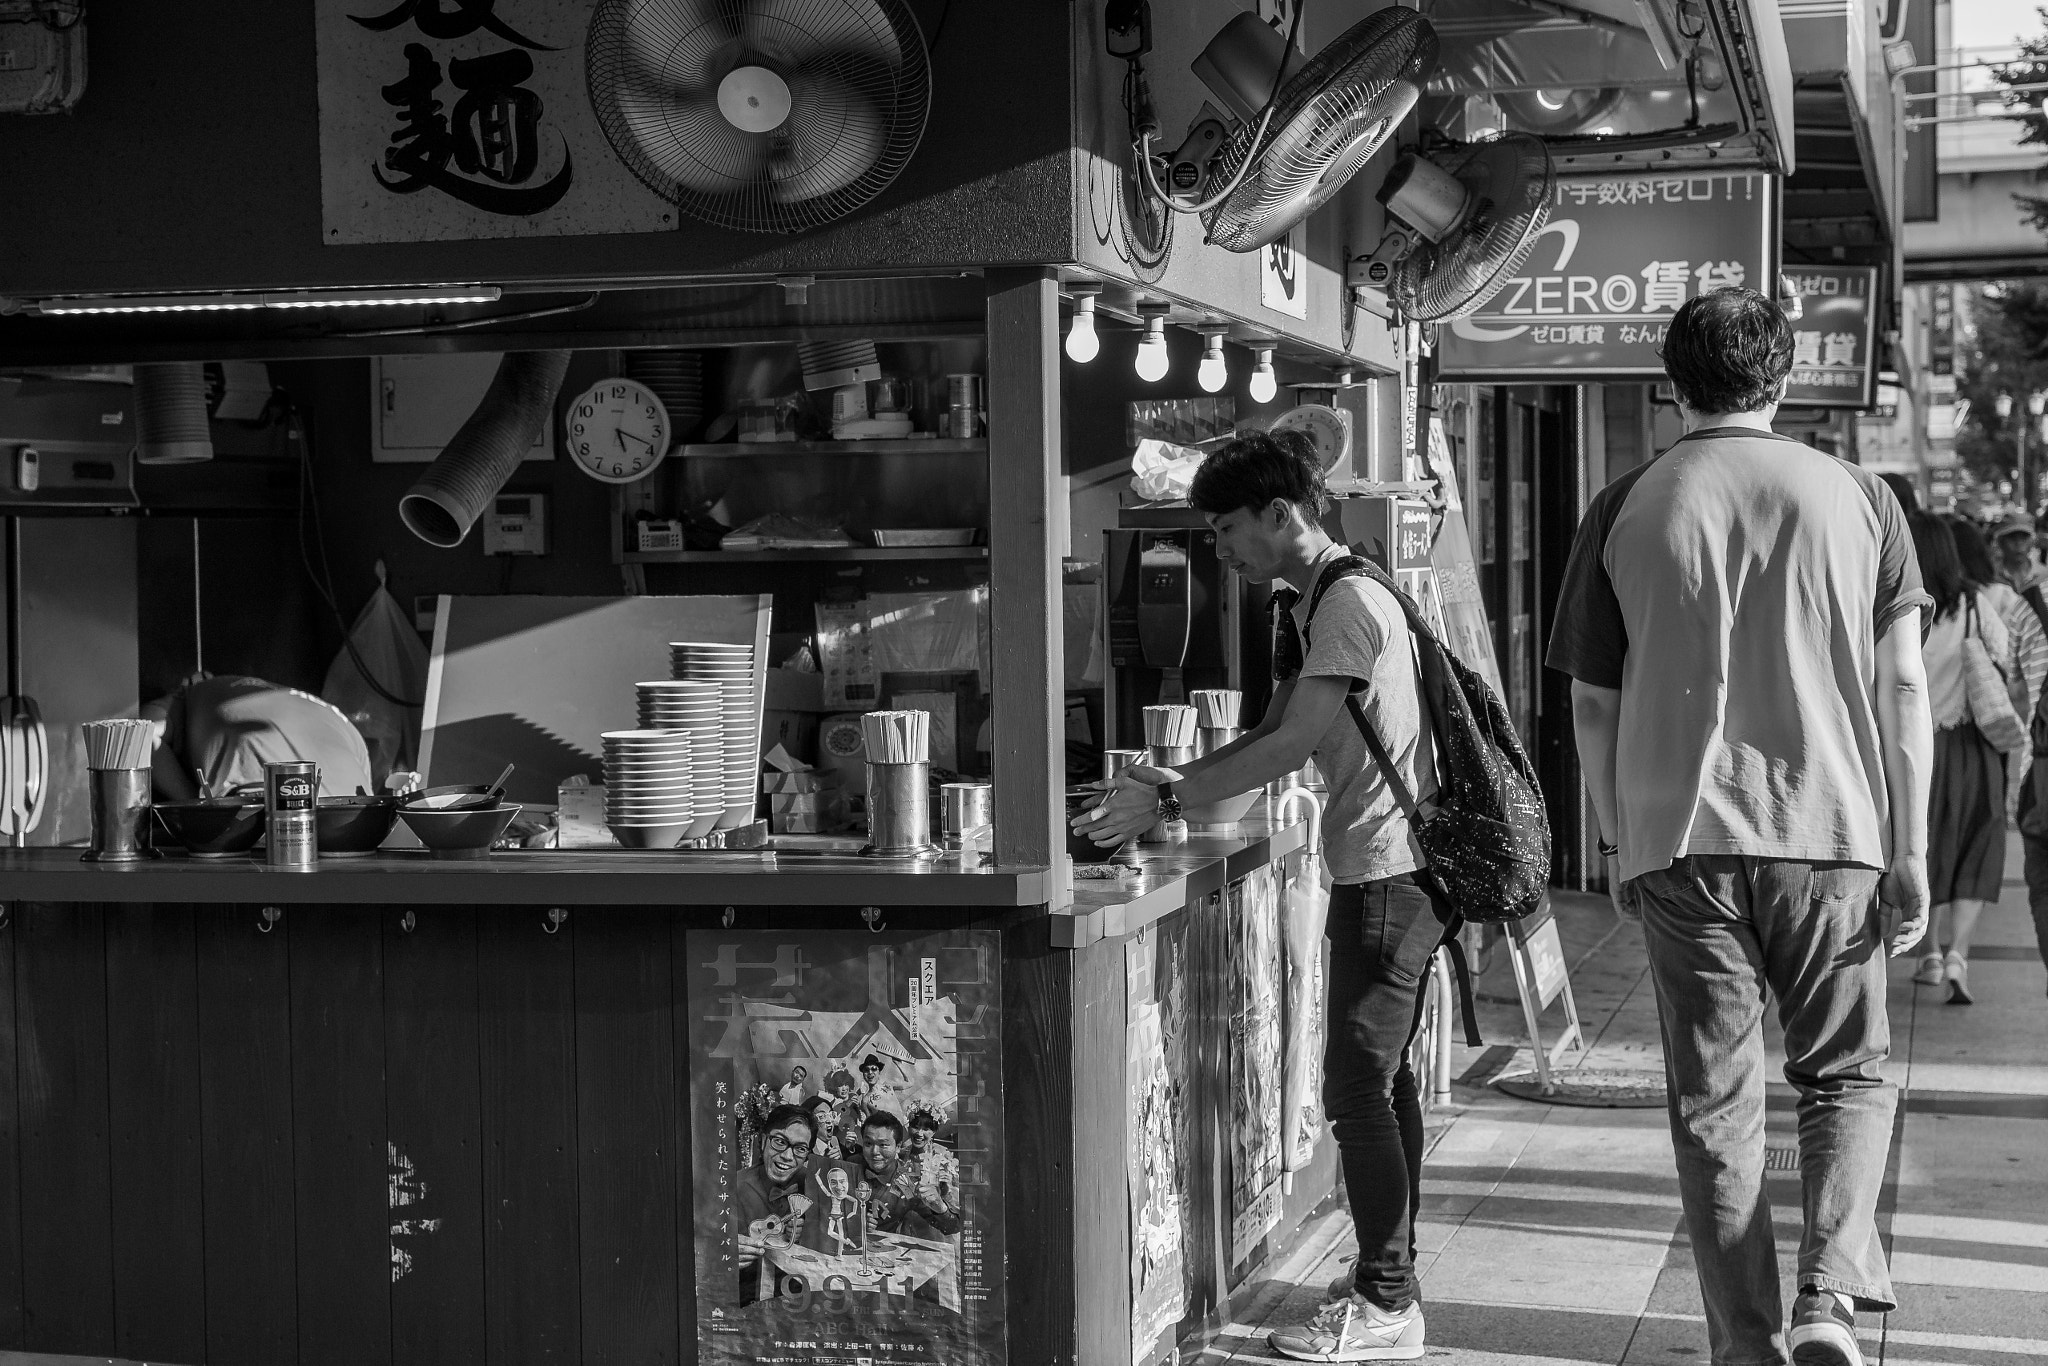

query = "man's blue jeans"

[{"left": 1629, "top": 856, "right": 1897, "bottom": 1366}]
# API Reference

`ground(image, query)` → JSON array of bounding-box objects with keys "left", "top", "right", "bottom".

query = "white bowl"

[
  {"left": 611, "top": 823, "right": 692, "bottom": 849},
  {"left": 1181, "top": 789, "right": 1263, "bottom": 829},
  {"left": 715, "top": 802, "right": 757, "bottom": 829},
  {"left": 684, "top": 813, "right": 722, "bottom": 840}
]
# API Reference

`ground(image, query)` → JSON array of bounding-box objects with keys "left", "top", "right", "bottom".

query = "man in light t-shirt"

[
  {"left": 1077, "top": 429, "right": 1438, "bottom": 1363},
  {"left": 1550, "top": 287, "right": 1933, "bottom": 1366}
]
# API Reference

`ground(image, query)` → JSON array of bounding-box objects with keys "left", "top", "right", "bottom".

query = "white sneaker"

[{"left": 1268, "top": 1296, "right": 1425, "bottom": 1362}]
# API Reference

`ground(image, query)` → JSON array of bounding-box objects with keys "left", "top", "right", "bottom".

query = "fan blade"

[
  {"left": 741, "top": 0, "right": 904, "bottom": 71},
  {"left": 771, "top": 71, "right": 885, "bottom": 202},
  {"left": 1392, "top": 134, "right": 1555, "bottom": 321},
  {"left": 616, "top": 0, "right": 737, "bottom": 98},
  {"left": 616, "top": 85, "right": 776, "bottom": 193}
]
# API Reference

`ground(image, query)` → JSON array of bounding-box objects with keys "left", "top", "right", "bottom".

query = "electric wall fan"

[
  {"left": 1136, "top": 7, "right": 1438, "bottom": 254},
  {"left": 587, "top": 0, "right": 931, "bottom": 234},
  {"left": 1349, "top": 132, "right": 1554, "bottom": 322}
]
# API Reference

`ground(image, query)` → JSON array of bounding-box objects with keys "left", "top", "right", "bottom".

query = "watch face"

[{"left": 566, "top": 378, "right": 670, "bottom": 483}]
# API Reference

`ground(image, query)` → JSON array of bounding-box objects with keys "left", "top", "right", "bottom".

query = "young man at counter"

[{"left": 1077, "top": 429, "right": 1438, "bottom": 1363}]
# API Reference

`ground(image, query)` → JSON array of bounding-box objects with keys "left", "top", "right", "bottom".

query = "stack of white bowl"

[
  {"left": 601, "top": 729, "right": 717, "bottom": 848},
  {"left": 669, "top": 640, "right": 760, "bottom": 829},
  {"left": 634, "top": 679, "right": 724, "bottom": 833}
]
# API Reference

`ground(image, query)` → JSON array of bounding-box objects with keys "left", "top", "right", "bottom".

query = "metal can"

[
  {"left": 265, "top": 760, "right": 319, "bottom": 869},
  {"left": 945, "top": 372, "right": 981, "bottom": 439}
]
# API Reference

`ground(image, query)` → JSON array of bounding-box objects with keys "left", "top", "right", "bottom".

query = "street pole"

[{"left": 2028, "top": 393, "right": 2047, "bottom": 515}]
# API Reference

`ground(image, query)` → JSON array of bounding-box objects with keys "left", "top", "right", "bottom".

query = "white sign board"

[
  {"left": 315, "top": 0, "right": 673, "bottom": 243},
  {"left": 1260, "top": 224, "right": 1310, "bottom": 319}
]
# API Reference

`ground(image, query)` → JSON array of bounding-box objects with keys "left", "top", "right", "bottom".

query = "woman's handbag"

[{"left": 1963, "top": 597, "right": 2030, "bottom": 753}]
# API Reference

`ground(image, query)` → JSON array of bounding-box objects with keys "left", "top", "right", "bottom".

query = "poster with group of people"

[
  {"left": 687, "top": 927, "right": 1005, "bottom": 1366},
  {"left": 1229, "top": 866, "right": 1286, "bottom": 1264}
]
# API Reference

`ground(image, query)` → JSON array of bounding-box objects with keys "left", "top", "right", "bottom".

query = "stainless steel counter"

[{"left": 1051, "top": 814, "right": 1310, "bottom": 947}]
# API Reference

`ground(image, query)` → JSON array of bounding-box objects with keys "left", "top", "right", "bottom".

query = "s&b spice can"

[{"left": 265, "top": 760, "right": 319, "bottom": 869}]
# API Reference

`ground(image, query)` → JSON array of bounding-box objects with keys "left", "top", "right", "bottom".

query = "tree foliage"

[
  {"left": 1956, "top": 282, "right": 2048, "bottom": 497},
  {"left": 1995, "top": 8, "right": 2048, "bottom": 234}
]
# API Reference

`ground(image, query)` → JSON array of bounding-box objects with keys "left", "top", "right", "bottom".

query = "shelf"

[
  {"left": 677, "top": 439, "right": 986, "bottom": 459},
  {"left": 623, "top": 547, "right": 989, "bottom": 564}
]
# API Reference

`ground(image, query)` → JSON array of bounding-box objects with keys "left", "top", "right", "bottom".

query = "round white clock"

[{"left": 565, "top": 377, "right": 671, "bottom": 483}]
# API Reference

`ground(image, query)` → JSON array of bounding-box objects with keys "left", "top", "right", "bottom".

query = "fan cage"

[
  {"left": 1199, "top": 7, "right": 1439, "bottom": 254},
  {"left": 587, "top": 0, "right": 932, "bottom": 235},
  {"left": 1392, "top": 132, "right": 1555, "bottom": 323}
]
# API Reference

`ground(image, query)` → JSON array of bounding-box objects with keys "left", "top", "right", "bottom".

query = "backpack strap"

[{"left": 2024, "top": 583, "right": 2048, "bottom": 642}]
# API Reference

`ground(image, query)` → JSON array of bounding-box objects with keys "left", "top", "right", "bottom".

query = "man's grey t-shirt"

[
  {"left": 1288, "top": 542, "right": 1438, "bottom": 884},
  {"left": 1546, "top": 428, "right": 1929, "bottom": 881}
]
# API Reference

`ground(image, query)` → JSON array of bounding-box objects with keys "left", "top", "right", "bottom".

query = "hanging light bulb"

[
  {"left": 1196, "top": 326, "right": 1228, "bottom": 393},
  {"left": 1134, "top": 302, "right": 1171, "bottom": 383},
  {"left": 1249, "top": 345, "right": 1277, "bottom": 404},
  {"left": 1065, "top": 284, "right": 1101, "bottom": 364}
]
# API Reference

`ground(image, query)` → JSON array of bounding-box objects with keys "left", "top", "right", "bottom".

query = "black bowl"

[
  {"left": 155, "top": 800, "right": 266, "bottom": 858},
  {"left": 316, "top": 795, "right": 399, "bottom": 855},
  {"left": 1065, "top": 787, "right": 1124, "bottom": 865},
  {"left": 397, "top": 803, "right": 521, "bottom": 859}
]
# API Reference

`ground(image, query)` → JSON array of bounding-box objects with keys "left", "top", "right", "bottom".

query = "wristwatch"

[{"left": 1157, "top": 782, "right": 1183, "bottom": 823}]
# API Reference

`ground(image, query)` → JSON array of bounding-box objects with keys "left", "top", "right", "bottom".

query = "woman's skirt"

[{"left": 1930, "top": 721, "right": 2006, "bottom": 904}]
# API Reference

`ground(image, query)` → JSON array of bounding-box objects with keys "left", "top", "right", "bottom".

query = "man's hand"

[
  {"left": 1878, "top": 852, "right": 1931, "bottom": 957},
  {"left": 1070, "top": 772, "right": 1161, "bottom": 848},
  {"left": 737, "top": 1232, "right": 764, "bottom": 1267},
  {"left": 1604, "top": 854, "right": 1639, "bottom": 924}
]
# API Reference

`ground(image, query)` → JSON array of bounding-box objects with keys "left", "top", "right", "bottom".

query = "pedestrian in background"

[
  {"left": 1552, "top": 287, "right": 1932, "bottom": 1366},
  {"left": 1948, "top": 515, "right": 2047, "bottom": 813},
  {"left": 1911, "top": 514, "right": 2010, "bottom": 1005},
  {"left": 1991, "top": 513, "right": 2042, "bottom": 596}
]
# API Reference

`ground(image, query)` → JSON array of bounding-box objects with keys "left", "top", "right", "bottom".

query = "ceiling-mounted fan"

[
  {"left": 1121, "top": 1, "right": 1439, "bottom": 254},
  {"left": 1348, "top": 132, "right": 1555, "bottom": 322},
  {"left": 586, "top": 0, "right": 931, "bottom": 235}
]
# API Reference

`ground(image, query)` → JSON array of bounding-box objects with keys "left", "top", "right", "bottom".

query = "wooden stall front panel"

[{"left": 0, "top": 902, "right": 1035, "bottom": 1366}]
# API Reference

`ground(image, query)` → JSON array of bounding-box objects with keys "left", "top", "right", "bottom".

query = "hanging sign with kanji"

[
  {"left": 314, "top": 0, "right": 675, "bottom": 244},
  {"left": 1434, "top": 172, "right": 1777, "bottom": 380},
  {"left": 1783, "top": 266, "right": 1878, "bottom": 409}
]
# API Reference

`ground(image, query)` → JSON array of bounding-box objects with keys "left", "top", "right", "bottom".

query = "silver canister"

[
  {"left": 83, "top": 768, "right": 157, "bottom": 862},
  {"left": 1103, "top": 749, "right": 1146, "bottom": 781},
  {"left": 265, "top": 760, "right": 319, "bottom": 869},
  {"left": 866, "top": 761, "right": 937, "bottom": 857},
  {"left": 945, "top": 372, "right": 982, "bottom": 439},
  {"left": 939, "top": 781, "right": 992, "bottom": 850},
  {"left": 1196, "top": 726, "right": 1243, "bottom": 757},
  {"left": 1147, "top": 744, "right": 1198, "bottom": 770}
]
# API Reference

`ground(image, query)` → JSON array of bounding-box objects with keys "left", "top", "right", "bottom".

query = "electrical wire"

[
  {"left": 290, "top": 406, "right": 424, "bottom": 709},
  {"left": 327, "top": 294, "right": 598, "bottom": 339},
  {"left": 1133, "top": 0, "right": 1309, "bottom": 216}
]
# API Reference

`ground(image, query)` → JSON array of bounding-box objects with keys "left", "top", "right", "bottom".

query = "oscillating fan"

[
  {"left": 1136, "top": 8, "right": 1438, "bottom": 255},
  {"left": 586, "top": 0, "right": 931, "bottom": 234},
  {"left": 1348, "top": 133, "right": 1555, "bottom": 323}
]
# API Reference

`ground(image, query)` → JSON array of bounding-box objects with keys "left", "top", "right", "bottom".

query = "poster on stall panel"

[
  {"left": 1229, "top": 867, "right": 1285, "bottom": 1264},
  {"left": 1279, "top": 847, "right": 1331, "bottom": 1177},
  {"left": 686, "top": 928, "right": 1005, "bottom": 1366},
  {"left": 1125, "top": 934, "right": 1188, "bottom": 1361}
]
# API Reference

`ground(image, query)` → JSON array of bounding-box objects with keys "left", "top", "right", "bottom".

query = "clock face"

[{"left": 565, "top": 378, "right": 670, "bottom": 483}]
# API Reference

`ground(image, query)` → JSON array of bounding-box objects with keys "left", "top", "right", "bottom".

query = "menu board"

[{"left": 686, "top": 926, "right": 1006, "bottom": 1366}]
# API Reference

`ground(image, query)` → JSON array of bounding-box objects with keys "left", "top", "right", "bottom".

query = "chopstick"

[
  {"left": 81, "top": 718, "right": 156, "bottom": 771},
  {"left": 1141, "top": 705, "right": 1197, "bottom": 748},
  {"left": 859, "top": 710, "right": 930, "bottom": 764},
  {"left": 1191, "top": 690, "right": 1243, "bottom": 728}
]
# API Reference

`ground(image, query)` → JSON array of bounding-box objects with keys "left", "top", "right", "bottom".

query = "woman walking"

[{"left": 1912, "top": 514, "right": 2009, "bottom": 1004}]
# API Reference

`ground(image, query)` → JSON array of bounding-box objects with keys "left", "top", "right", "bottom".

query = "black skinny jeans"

[{"left": 1323, "top": 872, "right": 1449, "bottom": 1314}]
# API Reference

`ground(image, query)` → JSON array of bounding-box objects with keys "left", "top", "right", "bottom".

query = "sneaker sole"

[
  {"left": 1789, "top": 1321, "right": 1861, "bottom": 1366},
  {"left": 1267, "top": 1341, "right": 1424, "bottom": 1364}
]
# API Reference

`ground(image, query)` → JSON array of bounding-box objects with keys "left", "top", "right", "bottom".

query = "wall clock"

[{"left": 565, "top": 376, "right": 670, "bottom": 483}]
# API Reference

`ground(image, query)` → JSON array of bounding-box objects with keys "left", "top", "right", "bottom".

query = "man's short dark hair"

[
  {"left": 861, "top": 1110, "right": 906, "bottom": 1142},
  {"left": 763, "top": 1103, "right": 817, "bottom": 1143},
  {"left": 1187, "top": 429, "right": 1329, "bottom": 520},
  {"left": 1660, "top": 287, "right": 1794, "bottom": 415}
]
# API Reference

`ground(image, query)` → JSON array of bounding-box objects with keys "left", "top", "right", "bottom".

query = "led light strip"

[{"left": 32, "top": 285, "right": 504, "bottom": 316}]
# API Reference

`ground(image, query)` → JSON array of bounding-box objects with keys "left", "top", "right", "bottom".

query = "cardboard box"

[{"left": 761, "top": 710, "right": 821, "bottom": 767}]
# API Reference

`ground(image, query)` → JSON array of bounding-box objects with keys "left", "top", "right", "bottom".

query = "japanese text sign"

[
  {"left": 1783, "top": 266, "right": 1877, "bottom": 409},
  {"left": 314, "top": 0, "right": 673, "bottom": 244},
  {"left": 1436, "top": 173, "right": 1777, "bottom": 379}
]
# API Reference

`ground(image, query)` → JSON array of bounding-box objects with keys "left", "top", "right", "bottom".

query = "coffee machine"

[{"left": 1102, "top": 507, "right": 1272, "bottom": 752}]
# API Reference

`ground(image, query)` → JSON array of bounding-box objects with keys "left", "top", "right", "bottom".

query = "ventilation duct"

[
  {"left": 133, "top": 363, "right": 213, "bottom": 465},
  {"left": 399, "top": 351, "right": 571, "bottom": 548}
]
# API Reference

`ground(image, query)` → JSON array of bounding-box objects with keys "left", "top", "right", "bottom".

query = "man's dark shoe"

[{"left": 1789, "top": 1288, "right": 1861, "bottom": 1366}]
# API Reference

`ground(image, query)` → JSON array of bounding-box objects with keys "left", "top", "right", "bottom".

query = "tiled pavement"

[{"left": 1200, "top": 844, "right": 2048, "bottom": 1364}]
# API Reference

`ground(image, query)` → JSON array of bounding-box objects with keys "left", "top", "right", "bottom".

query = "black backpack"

[{"left": 1280, "top": 555, "right": 1552, "bottom": 925}]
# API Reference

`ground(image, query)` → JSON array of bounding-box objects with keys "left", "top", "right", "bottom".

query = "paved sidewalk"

[{"left": 1202, "top": 847, "right": 2048, "bottom": 1364}]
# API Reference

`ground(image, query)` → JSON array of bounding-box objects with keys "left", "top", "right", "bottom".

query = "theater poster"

[{"left": 686, "top": 927, "right": 1005, "bottom": 1366}]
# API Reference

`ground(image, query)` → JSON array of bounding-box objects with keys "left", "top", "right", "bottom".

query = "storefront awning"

[
  {"left": 1779, "top": 0, "right": 1895, "bottom": 266},
  {"left": 1416, "top": 0, "right": 1797, "bottom": 175}
]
